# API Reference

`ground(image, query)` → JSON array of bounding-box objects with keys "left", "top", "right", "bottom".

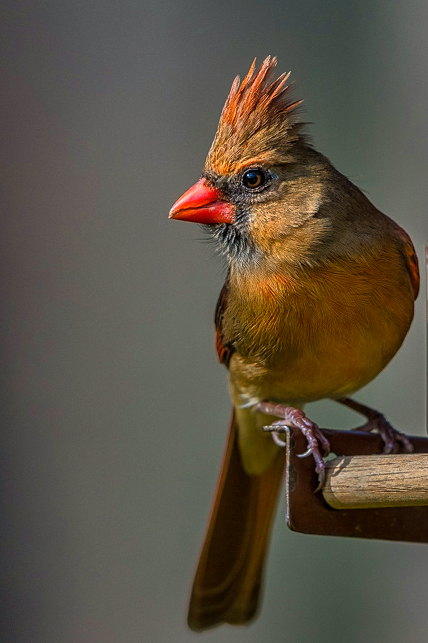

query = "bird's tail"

[{"left": 187, "top": 409, "right": 285, "bottom": 630}]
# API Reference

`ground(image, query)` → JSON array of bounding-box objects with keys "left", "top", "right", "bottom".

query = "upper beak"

[{"left": 169, "top": 178, "right": 235, "bottom": 225}]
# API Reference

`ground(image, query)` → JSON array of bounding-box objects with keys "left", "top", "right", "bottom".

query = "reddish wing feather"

[
  {"left": 395, "top": 225, "right": 420, "bottom": 299},
  {"left": 215, "top": 275, "right": 234, "bottom": 367}
]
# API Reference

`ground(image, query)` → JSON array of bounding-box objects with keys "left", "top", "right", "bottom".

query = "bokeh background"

[{"left": 1, "top": 1, "right": 428, "bottom": 641}]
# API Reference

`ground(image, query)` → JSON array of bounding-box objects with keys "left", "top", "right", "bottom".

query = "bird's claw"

[
  {"left": 337, "top": 397, "right": 413, "bottom": 454},
  {"left": 298, "top": 446, "right": 313, "bottom": 459},
  {"left": 270, "top": 429, "right": 287, "bottom": 447},
  {"left": 356, "top": 412, "right": 413, "bottom": 454},
  {"left": 259, "top": 402, "right": 329, "bottom": 492}
]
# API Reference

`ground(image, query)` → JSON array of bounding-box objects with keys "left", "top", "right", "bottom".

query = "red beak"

[{"left": 169, "top": 178, "right": 234, "bottom": 225}]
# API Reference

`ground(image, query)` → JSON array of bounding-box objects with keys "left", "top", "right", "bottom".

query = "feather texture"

[{"left": 170, "top": 57, "right": 419, "bottom": 630}]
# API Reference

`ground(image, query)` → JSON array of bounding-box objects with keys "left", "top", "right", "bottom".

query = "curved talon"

[
  {"left": 298, "top": 447, "right": 313, "bottom": 459},
  {"left": 263, "top": 422, "right": 289, "bottom": 447},
  {"left": 313, "top": 479, "right": 324, "bottom": 494},
  {"left": 271, "top": 431, "right": 287, "bottom": 447}
]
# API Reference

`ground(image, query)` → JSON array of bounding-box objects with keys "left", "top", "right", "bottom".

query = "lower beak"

[{"left": 169, "top": 178, "right": 234, "bottom": 225}]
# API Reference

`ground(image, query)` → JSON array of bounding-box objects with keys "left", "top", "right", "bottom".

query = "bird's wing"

[
  {"left": 395, "top": 225, "right": 420, "bottom": 299},
  {"left": 215, "top": 273, "right": 235, "bottom": 367}
]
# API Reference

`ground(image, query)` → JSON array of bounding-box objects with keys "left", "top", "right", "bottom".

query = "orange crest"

[{"left": 205, "top": 57, "right": 306, "bottom": 175}]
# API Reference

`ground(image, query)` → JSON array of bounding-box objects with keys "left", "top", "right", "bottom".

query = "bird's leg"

[
  {"left": 336, "top": 397, "right": 413, "bottom": 454},
  {"left": 256, "top": 402, "right": 330, "bottom": 489}
]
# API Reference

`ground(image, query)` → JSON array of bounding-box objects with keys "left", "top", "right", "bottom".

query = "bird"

[{"left": 169, "top": 57, "right": 419, "bottom": 631}]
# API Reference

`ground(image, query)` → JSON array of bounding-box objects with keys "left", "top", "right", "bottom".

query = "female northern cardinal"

[{"left": 169, "top": 57, "right": 419, "bottom": 630}]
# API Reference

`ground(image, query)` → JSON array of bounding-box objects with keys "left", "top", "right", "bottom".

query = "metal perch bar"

[{"left": 284, "top": 427, "right": 428, "bottom": 543}]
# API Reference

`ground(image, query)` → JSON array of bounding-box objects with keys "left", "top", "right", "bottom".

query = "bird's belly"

[
  {"left": 229, "top": 300, "right": 413, "bottom": 408},
  {"left": 258, "top": 343, "right": 383, "bottom": 403}
]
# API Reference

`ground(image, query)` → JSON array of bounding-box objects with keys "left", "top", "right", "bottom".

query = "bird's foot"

[
  {"left": 337, "top": 397, "right": 413, "bottom": 454},
  {"left": 256, "top": 402, "right": 330, "bottom": 491}
]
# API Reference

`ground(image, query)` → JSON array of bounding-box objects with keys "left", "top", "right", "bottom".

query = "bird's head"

[{"left": 170, "top": 57, "right": 332, "bottom": 269}]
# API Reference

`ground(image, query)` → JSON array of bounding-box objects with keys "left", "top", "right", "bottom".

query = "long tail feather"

[{"left": 187, "top": 409, "right": 285, "bottom": 630}]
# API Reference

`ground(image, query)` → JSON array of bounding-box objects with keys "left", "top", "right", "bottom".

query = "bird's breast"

[{"left": 225, "top": 248, "right": 415, "bottom": 406}]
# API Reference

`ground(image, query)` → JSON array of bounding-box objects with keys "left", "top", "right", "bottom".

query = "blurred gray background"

[{"left": 1, "top": 1, "right": 428, "bottom": 642}]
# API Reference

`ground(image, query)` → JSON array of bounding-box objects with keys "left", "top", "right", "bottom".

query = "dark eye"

[{"left": 242, "top": 168, "right": 268, "bottom": 190}]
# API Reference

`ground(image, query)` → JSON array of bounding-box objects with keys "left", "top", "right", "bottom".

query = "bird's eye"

[{"left": 242, "top": 168, "right": 268, "bottom": 190}]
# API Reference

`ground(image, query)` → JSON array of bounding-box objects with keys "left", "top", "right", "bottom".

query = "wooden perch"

[
  {"left": 283, "top": 428, "right": 428, "bottom": 542},
  {"left": 323, "top": 454, "right": 428, "bottom": 509}
]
